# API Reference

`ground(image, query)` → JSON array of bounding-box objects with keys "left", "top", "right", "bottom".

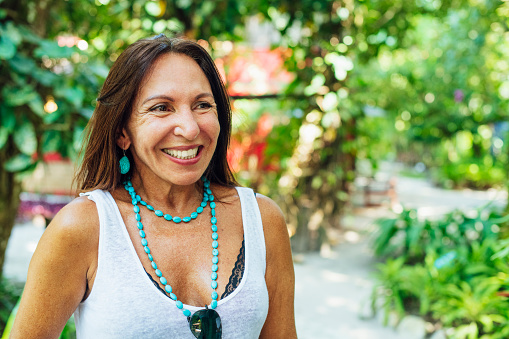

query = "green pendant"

[{"left": 189, "top": 309, "right": 222, "bottom": 339}]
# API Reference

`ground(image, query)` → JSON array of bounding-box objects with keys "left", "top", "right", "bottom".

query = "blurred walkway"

[
  {"left": 294, "top": 210, "right": 407, "bottom": 339},
  {"left": 3, "top": 175, "right": 507, "bottom": 338},
  {"left": 294, "top": 174, "right": 506, "bottom": 339}
]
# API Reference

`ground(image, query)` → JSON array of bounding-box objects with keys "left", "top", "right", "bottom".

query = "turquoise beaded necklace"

[{"left": 123, "top": 176, "right": 222, "bottom": 338}]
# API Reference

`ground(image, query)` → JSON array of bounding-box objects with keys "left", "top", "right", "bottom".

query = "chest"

[{"left": 119, "top": 197, "right": 244, "bottom": 307}]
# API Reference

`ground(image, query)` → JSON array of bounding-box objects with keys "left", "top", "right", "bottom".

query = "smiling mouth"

[{"left": 163, "top": 147, "right": 200, "bottom": 160}]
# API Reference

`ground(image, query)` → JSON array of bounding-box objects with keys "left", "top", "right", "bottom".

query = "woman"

[{"left": 10, "top": 35, "right": 296, "bottom": 338}]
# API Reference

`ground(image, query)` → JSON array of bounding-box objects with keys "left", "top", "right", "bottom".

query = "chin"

[{"left": 160, "top": 172, "right": 205, "bottom": 186}]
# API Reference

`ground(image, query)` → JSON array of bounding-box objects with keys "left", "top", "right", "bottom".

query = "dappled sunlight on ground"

[
  {"left": 294, "top": 175, "right": 507, "bottom": 338},
  {"left": 294, "top": 239, "right": 405, "bottom": 339},
  {"left": 4, "top": 222, "right": 45, "bottom": 282}
]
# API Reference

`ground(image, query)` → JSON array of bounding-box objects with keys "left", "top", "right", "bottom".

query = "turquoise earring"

[{"left": 119, "top": 148, "right": 130, "bottom": 174}]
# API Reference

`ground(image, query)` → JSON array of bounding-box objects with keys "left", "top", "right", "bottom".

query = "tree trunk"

[
  {"left": 0, "top": 0, "right": 55, "bottom": 279},
  {"left": 0, "top": 147, "right": 22, "bottom": 278},
  {"left": 280, "top": 116, "right": 357, "bottom": 253}
]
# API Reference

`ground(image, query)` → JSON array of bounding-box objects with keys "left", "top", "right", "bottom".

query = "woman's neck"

[{"left": 129, "top": 173, "right": 203, "bottom": 214}]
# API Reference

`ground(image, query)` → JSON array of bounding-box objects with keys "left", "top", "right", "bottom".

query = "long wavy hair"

[{"left": 74, "top": 35, "right": 237, "bottom": 193}]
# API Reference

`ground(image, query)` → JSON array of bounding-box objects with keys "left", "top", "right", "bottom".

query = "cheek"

[
  {"left": 200, "top": 114, "right": 220, "bottom": 141},
  {"left": 129, "top": 119, "right": 161, "bottom": 144},
  {"left": 210, "top": 119, "right": 221, "bottom": 143}
]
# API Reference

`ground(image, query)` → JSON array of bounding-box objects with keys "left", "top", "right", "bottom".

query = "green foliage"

[
  {"left": 432, "top": 157, "right": 506, "bottom": 190},
  {"left": 373, "top": 206, "right": 505, "bottom": 263},
  {"left": 0, "top": 279, "right": 22, "bottom": 335},
  {"left": 431, "top": 277, "right": 507, "bottom": 332},
  {"left": 58, "top": 318, "right": 76, "bottom": 339},
  {"left": 361, "top": 0, "right": 509, "bottom": 190},
  {"left": 0, "top": 291, "right": 76, "bottom": 339},
  {"left": 0, "top": 7, "right": 105, "bottom": 175},
  {"left": 372, "top": 206, "right": 509, "bottom": 337}
]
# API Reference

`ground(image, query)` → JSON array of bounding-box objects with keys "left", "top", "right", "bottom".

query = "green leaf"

[
  {"left": 41, "top": 130, "right": 61, "bottom": 153},
  {"left": 1, "top": 295, "right": 21, "bottom": 339},
  {"left": 73, "top": 126, "right": 85, "bottom": 152},
  {"left": 0, "top": 107, "right": 16, "bottom": 158},
  {"left": 28, "top": 97, "right": 45, "bottom": 117},
  {"left": 2, "top": 22, "right": 22, "bottom": 46},
  {"left": 87, "top": 63, "right": 109, "bottom": 78},
  {"left": 8, "top": 53, "right": 36, "bottom": 74},
  {"left": 57, "top": 87, "right": 84, "bottom": 109},
  {"left": 0, "top": 127, "right": 9, "bottom": 149},
  {"left": 0, "top": 105, "right": 16, "bottom": 132},
  {"left": 0, "top": 35, "right": 16, "bottom": 60},
  {"left": 16, "top": 25, "right": 40, "bottom": 44},
  {"left": 34, "top": 41, "right": 74, "bottom": 59},
  {"left": 13, "top": 122, "right": 37, "bottom": 155},
  {"left": 2, "top": 85, "right": 39, "bottom": 107},
  {"left": 42, "top": 108, "right": 63, "bottom": 124},
  {"left": 79, "top": 108, "right": 93, "bottom": 119},
  {"left": 3, "top": 154, "right": 34, "bottom": 172},
  {"left": 32, "top": 68, "right": 59, "bottom": 87},
  {"left": 145, "top": 1, "right": 164, "bottom": 16}
]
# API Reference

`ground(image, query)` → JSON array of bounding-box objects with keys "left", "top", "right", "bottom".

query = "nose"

[{"left": 174, "top": 109, "right": 200, "bottom": 140}]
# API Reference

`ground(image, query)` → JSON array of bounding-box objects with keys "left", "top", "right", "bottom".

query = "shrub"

[{"left": 372, "top": 206, "right": 509, "bottom": 338}]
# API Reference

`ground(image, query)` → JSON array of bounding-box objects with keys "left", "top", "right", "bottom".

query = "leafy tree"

[
  {"left": 242, "top": 0, "right": 459, "bottom": 251},
  {"left": 360, "top": 0, "right": 509, "bottom": 193},
  {"left": 0, "top": 0, "right": 250, "bottom": 277},
  {"left": 0, "top": 0, "right": 101, "bottom": 277}
]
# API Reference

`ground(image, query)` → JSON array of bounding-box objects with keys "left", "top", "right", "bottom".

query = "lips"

[{"left": 163, "top": 146, "right": 200, "bottom": 160}]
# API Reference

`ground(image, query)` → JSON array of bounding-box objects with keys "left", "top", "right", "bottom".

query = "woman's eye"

[
  {"left": 150, "top": 104, "right": 169, "bottom": 112},
  {"left": 196, "top": 102, "right": 213, "bottom": 110}
]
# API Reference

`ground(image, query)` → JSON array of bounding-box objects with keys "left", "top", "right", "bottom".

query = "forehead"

[{"left": 137, "top": 53, "right": 212, "bottom": 101}]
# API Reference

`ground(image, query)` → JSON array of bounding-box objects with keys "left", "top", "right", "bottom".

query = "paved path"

[
  {"left": 293, "top": 176, "right": 506, "bottom": 338},
  {"left": 294, "top": 211, "right": 407, "bottom": 339},
  {"left": 3, "top": 176, "right": 507, "bottom": 338},
  {"left": 395, "top": 176, "right": 506, "bottom": 219},
  {"left": 3, "top": 220, "right": 45, "bottom": 283}
]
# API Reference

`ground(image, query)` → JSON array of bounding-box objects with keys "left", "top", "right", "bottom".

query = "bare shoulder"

[
  {"left": 34, "top": 194, "right": 100, "bottom": 281},
  {"left": 35, "top": 194, "right": 100, "bottom": 277},
  {"left": 255, "top": 193, "right": 284, "bottom": 216},
  {"left": 10, "top": 196, "right": 100, "bottom": 337},
  {"left": 255, "top": 193, "right": 287, "bottom": 238},
  {"left": 46, "top": 195, "right": 99, "bottom": 241}
]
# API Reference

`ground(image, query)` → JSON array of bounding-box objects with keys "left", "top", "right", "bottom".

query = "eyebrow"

[{"left": 141, "top": 93, "right": 214, "bottom": 106}]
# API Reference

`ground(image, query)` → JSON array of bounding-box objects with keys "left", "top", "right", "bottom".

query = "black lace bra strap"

[
  {"left": 146, "top": 268, "right": 167, "bottom": 294},
  {"left": 221, "top": 238, "right": 245, "bottom": 298}
]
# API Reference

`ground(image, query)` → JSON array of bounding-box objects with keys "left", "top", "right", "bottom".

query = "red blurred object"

[
  {"left": 216, "top": 46, "right": 294, "bottom": 97},
  {"left": 227, "top": 114, "right": 279, "bottom": 173},
  {"left": 30, "top": 152, "right": 69, "bottom": 162},
  {"left": 43, "top": 152, "right": 66, "bottom": 162}
]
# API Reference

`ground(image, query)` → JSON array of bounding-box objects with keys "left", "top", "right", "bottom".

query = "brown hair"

[{"left": 74, "top": 35, "right": 238, "bottom": 193}]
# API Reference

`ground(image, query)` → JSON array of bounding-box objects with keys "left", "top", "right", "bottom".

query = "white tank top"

[{"left": 74, "top": 187, "right": 269, "bottom": 338}]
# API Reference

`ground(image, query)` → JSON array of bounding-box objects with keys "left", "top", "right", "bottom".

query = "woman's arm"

[
  {"left": 9, "top": 196, "right": 99, "bottom": 339},
  {"left": 257, "top": 194, "right": 298, "bottom": 339}
]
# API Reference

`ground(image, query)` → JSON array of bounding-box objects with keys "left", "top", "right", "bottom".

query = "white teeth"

[{"left": 164, "top": 147, "right": 199, "bottom": 159}]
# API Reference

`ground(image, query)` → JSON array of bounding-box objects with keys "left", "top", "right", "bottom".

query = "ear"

[{"left": 116, "top": 128, "right": 131, "bottom": 150}]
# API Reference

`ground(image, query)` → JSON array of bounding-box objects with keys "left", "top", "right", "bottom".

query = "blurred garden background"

[{"left": 1, "top": 0, "right": 509, "bottom": 338}]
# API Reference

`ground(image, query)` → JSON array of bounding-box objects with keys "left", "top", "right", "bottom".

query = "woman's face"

[{"left": 119, "top": 53, "right": 220, "bottom": 186}]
